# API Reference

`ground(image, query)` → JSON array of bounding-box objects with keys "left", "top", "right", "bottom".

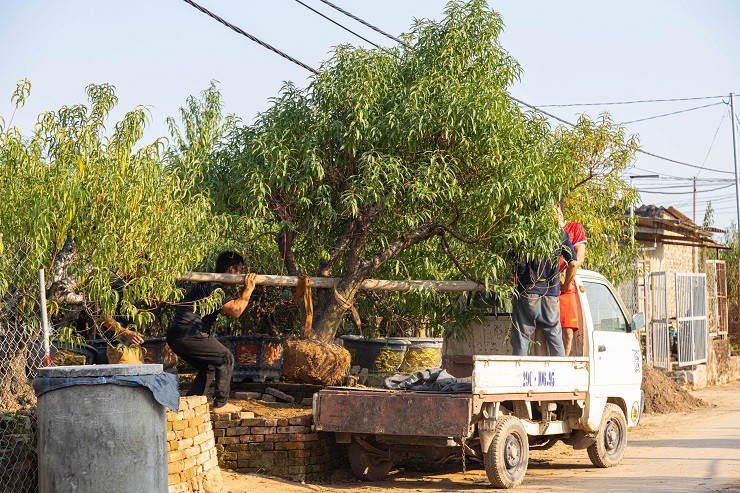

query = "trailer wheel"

[
  {"left": 587, "top": 403, "right": 627, "bottom": 468},
  {"left": 483, "top": 416, "right": 529, "bottom": 489},
  {"left": 348, "top": 438, "right": 393, "bottom": 481}
]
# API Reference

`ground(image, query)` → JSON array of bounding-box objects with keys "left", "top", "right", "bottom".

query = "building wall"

[
  {"left": 639, "top": 241, "right": 701, "bottom": 319},
  {"left": 167, "top": 396, "right": 222, "bottom": 493}
]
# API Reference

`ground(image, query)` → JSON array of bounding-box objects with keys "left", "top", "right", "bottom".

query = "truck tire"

[
  {"left": 587, "top": 403, "right": 627, "bottom": 468},
  {"left": 348, "top": 438, "right": 393, "bottom": 481},
  {"left": 483, "top": 416, "right": 529, "bottom": 489}
]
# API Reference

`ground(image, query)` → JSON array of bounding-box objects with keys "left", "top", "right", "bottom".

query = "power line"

[
  {"left": 636, "top": 149, "right": 734, "bottom": 175},
  {"left": 315, "top": 0, "right": 411, "bottom": 48},
  {"left": 637, "top": 183, "right": 735, "bottom": 195},
  {"left": 512, "top": 97, "right": 736, "bottom": 175},
  {"left": 696, "top": 107, "right": 729, "bottom": 178},
  {"left": 291, "top": 0, "right": 381, "bottom": 49},
  {"left": 538, "top": 94, "right": 728, "bottom": 108},
  {"left": 179, "top": 0, "right": 318, "bottom": 74},
  {"left": 619, "top": 101, "right": 726, "bottom": 125},
  {"left": 182, "top": 0, "right": 736, "bottom": 179}
]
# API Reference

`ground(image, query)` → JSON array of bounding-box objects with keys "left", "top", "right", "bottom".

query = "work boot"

[{"left": 211, "top": 402, "right": 241, "bottom": 414}]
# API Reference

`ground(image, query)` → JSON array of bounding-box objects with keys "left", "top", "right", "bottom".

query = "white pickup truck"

[{"left": 313, "top": 270, "right": 645, "bottom": 489}]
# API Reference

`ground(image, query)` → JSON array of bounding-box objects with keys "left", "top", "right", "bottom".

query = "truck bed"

[
  {"left": 313, "top": 387, "right": 473, "bottom": 438},
  {"left": 314, "top": 356, "right": 590, "bottom": 439}
]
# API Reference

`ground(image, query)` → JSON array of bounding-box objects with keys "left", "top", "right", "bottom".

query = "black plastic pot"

[
  {"left": 339, "top": 335, "right": 410, "bottom": 373},
  {"left": 398, "top": 337, "right": 443, "bottom": 373},
  {"left": 49, "top": 343, "right": 96, "bottom": 366},
  {"left": 88, "top": 337, "right": 178, "bottom": 371},
  {"left": 217, "top": 335, "right": 283, "bottom": 383}
]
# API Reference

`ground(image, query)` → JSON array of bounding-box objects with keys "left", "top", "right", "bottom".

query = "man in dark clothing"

[
  {"left": 512, "top": 230, "right": 577, "bottom": 357},
  {"left": 167, "top": 252, "right": 257, "bottom": 414}
]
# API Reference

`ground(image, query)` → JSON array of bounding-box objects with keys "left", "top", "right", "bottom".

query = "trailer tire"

[
  {"left": 348, "top": 438, "right": 393, "bottom": 481},
  {"left": 587, "top": 403, "right": 627, "bottom": 468},
  {"left": 483, "top": 416, "right": 529, "bottom": 489}
]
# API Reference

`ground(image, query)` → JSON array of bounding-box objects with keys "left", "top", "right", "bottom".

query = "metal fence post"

[{"left": 38, "top": 269, "right": 51, "bottom": 367}]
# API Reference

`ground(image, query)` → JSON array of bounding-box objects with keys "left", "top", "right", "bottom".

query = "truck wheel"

[
  {"left": 587, "top": 403, "right": 627, "bottom": 468},
  {"left": 348, "top": 438, "right": 393, "bottom": 481},
  {"left": 483, "top": 416, "right": 529, "bottom": 489}
]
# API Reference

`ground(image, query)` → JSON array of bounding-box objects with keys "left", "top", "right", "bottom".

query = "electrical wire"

[
  {"left": 696, "top": 108, "right": 729, "bottom": 178},
  {"left": 316, "top": 0, "right": 412, "bottom": 48},
  {"left": 538, "top": 94, "right": 728, "bottom": 108},
  {"left": 512, "top": 97, "right": 736, "bottom": 175},
  {"left": 291, "top": 0, "right": 381, "bottom": 48},
  {"left": 637, "top": 183, "right": 735, "bottom": 195},
  {"left": 181, "top": 0, "right": 737, "bottom": 179},
  {"left": 179, "top": 0, "right": 318, "bottom": 74},
  {"left": 620, "top": 101, "right": 726, "bottom": 125},
  {"left": 638, "top": 183, "right": 735, "bottom": 195}
]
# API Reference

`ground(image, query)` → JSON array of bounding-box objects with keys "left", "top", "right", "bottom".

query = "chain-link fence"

[{"left": 0, "top": 245, "right": 52, "bottom": 493}]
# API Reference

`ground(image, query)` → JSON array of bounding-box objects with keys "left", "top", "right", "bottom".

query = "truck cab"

[{"left": 314, "top": 270, "right": 645, "bottom": 489}]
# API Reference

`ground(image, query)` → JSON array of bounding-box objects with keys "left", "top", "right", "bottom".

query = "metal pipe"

[{"left": 38, "top": 268, "right": 51, "bottom": 367}]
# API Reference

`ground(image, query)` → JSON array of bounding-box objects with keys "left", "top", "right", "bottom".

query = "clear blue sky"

[{"left": 2, "top": 1, "right": 740, "bottom": 229}]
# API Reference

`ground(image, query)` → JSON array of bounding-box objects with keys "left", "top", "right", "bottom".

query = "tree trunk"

[{"left": 310, "top": 294, "right": 352, "bottom": 343}]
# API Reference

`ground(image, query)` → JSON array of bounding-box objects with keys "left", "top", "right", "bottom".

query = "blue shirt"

[{"left": 516, "top": 231, "right": 577, "bottom": 297}]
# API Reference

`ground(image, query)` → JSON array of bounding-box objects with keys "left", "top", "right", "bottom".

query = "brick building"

[{"left": 630, "top": 205, "right": 726, "bottom": 320}]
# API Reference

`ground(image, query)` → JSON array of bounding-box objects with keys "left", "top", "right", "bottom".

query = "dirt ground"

[{"left": 221, "top": 381, "right": 740, "bottom": 493}]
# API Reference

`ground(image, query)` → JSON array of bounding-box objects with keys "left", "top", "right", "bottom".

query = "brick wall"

[
  {"left": 211, "top": 412, "right": 344, "bottom": 482},
  {"left": 167, "top": 396, "right": 223, "bottom": 493}
]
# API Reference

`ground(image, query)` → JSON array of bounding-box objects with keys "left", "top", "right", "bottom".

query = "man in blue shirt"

[{"left": 512, "top": 230, "right": 577, "bottom": 357}]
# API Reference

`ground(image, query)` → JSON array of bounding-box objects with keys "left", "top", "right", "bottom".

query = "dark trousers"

[
  {"left": 167, "top": 332, "right": 234, "bottom": 407},
  {"left": 511, "top": 294, "right": 565, "bottom": 357}
]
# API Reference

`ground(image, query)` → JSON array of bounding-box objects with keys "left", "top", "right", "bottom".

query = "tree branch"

[
  {"left": 276, "top": 227, "right": 301, "bottom": 277},
  {"left": 360, "top": 222, "right": 444, "bottom": 276}
]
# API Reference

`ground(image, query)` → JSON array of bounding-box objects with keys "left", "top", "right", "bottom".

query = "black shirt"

[
  {"left": 516, "top": 230, "right": 577, "bottom": 297},
  {"left": 167, "top": 282, "right": 234, "bottom": 339}
]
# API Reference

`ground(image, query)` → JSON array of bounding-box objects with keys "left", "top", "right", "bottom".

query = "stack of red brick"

[
  {"left": 167, "top": 396, "right": 223, "bottom": 493},
  {"left": 211, "top": 412, "right": 344, "bottom": 481}
]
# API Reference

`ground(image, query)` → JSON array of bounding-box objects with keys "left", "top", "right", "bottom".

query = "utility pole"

[
  {"left": 693, "top": 177, "right": 697, "bottom": 223},
  {"left": 732, "top": 93, "right": 740, "bottom": 231}
]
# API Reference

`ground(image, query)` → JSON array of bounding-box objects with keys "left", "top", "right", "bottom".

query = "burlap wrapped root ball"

[{"left": 282, "top": 339, "right": 351, "bottom": 385}]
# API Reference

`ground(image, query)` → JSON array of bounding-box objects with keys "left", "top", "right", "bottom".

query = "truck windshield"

[{"left": 583, "top": 282, "right": 629, "bottom": 332}]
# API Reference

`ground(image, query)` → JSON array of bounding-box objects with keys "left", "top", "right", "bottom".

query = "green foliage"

[
  {"left": 703, "top": 201, "right": 715, "bottom": 229},
  {"left": 0, "top": 81, "right": 222, "bottom": 325},
  {"left": 186, "top": 0, "right": 638, "bottom": 340},
  {"left": 556, "top": 114, "right": 639, "bottom": 284}
]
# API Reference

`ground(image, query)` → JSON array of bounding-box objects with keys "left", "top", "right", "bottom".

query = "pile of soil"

[
  {"left": 230, "top": 399, "right": 311, "bottom": 418},
  {"left": 641, "top": 365, "right": 705, "bottom": 414},
  {"left": 282, "top": 339, "right": 350, "bottom": 386}
]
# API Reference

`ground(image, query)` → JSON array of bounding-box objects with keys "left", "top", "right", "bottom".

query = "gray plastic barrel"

[{"left": 36, "top": 364, "right": 168, "bottom": 493}]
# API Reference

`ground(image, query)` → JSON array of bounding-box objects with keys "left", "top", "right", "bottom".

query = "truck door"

[{"left": 582, "top": 281, "right": 642, "bottom": 394}]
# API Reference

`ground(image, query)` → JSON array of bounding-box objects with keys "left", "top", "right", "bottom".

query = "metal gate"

[
  {"left": 675, "top": 273, "right": 708, "bottom": 366},
  {"left": 706, "top": 260, "right": 728, "bottom": 338},
  {"left": 648, "top": 272, "right": 670, "bottom": 369}
]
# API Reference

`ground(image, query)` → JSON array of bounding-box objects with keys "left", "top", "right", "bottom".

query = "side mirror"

[{"left": 630, "top": 312, "right": 645, "bottom": 332}]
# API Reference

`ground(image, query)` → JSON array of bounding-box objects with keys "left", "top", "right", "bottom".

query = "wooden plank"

[{"left": 178, "top": 272, "right": 486, "bottom": 293}]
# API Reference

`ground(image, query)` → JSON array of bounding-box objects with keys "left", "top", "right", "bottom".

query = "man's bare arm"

[
  {"left": 222, "top": 273, "right": 257, "bottom": 319},
  {"left": 563, "top": 261, "right": 577, "bottom": 289},
  {"left": 101, "top": 315, "right": 144, "bottom": 345}
]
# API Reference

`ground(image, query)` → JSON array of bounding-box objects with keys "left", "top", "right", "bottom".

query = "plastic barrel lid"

[{"left": 36, "top": 363, "right": 164, "bottom": 378}]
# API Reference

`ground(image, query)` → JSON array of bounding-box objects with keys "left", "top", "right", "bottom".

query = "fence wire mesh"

[{"left": 0, "top": 243, "right": 51, "bottom": 493}]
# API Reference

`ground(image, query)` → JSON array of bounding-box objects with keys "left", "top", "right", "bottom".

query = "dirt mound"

[
  {"left": 642, "top": 365, "right": 705, "bottom": 414},
  {"left": 282, "top": 339, "right": 350, "bottom": 386}
]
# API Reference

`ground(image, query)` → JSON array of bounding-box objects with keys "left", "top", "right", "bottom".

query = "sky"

[{"left": 2, "top": 1, "right": 740, "bottom": 230}]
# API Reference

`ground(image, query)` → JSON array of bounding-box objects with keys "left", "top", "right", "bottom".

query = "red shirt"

[{"left": 559, "top": 222, "right": 586, "bottom": 272}]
